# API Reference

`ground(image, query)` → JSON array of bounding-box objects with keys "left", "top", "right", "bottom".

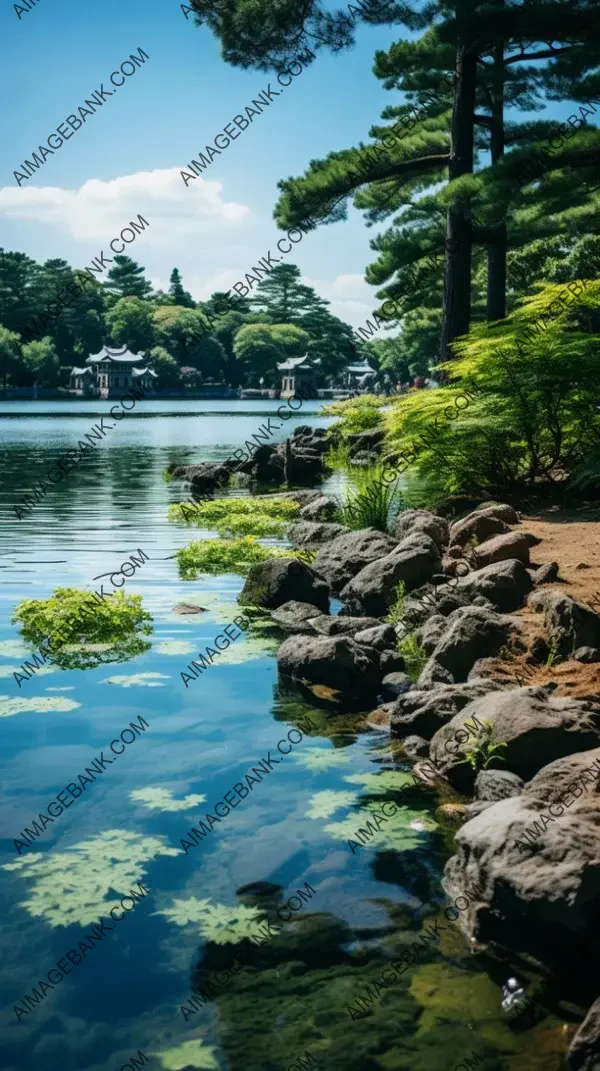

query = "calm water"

[{"left": 0, "top": 401, "right": 573, "bottom": 1071}]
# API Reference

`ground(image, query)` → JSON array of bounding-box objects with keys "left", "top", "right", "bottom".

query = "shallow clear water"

[{"left": 0, "top": 401, "right": 573, "bottom": 1071}]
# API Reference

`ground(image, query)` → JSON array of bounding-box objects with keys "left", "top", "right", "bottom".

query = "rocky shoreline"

[{"left": 232, "top": 471, "right": 600, "bottom": 1070}]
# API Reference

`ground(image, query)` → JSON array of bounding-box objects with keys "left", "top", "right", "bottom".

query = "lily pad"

[
  {"left": 152, "top": 1038, "right": 219, "bottom": 1071},
  {"left": 130, "top": 788, "right": 207, "bottom": 812},
  {"left": 154, "top": 896, "right": 272, "bottom": 945},
  {"left": 0, "top": 695, "right": 81, "bottom": 718}
]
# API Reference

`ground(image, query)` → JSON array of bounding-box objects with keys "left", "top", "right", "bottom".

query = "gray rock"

[
  {"left": 313, "top": 528, "right": 398, "bottom": 595},
  {"left": 449, "top": 512, "right": 511, "bottom": 548},
  {"left": 238, "top": 557, "right": 329, "bottom": 612},
  {"left": 474, "top": 769, "right": 524, "bottom": 801},
  {"left": 346, "top": 428, "right": 385, "bottom": 455},
  {"left": 353, "top": 623, "right": 397, "bottom": 651},
  {"left": 390, "top": 679, "right": 504, "bottom": 740},
  {"left": 299, "top": 495, "right": 337, "bottom": 522},
  {"left": 288, "top": 521, "right": 350, "bottom": 547},
  {"left": 270, "top": 601, "right": 323, "bottom": 633},
  {"left": 415, "top": 614, "right": 448, "bottom": 654},
  {"left": 524, "top": 531, "right": 543, "bottom": 547},
  {"left": 430, "top": 686, "right": 600, "bottom": 788},
  {"left": 403, "top": 734, "right": 430, "bottom": 758},
  {"left": 310, "top": 614, "right": 381, "bottom": 637},
  {"left": 532, "top": 560, "right": 559, "bottom": 586},
  {"left": 568, "top": 996, "right": 600, "bottom": 1071},
  {"left": 381, "top": 671, "right": 413, "bottom": 699},
  {"left": 277, "top": 634, "right": 381, "bottom": 707},
  {"left": 471, "top": 502, "right": 521, "bottom": 525},
  {"left": 380, "top": 648, "right": 406, "bottom": 675},
  {"left": 449, "top": 558, "right": 533, "bottom": 612},
  {"left": 443, "top": 747, "right": 600, "bottom": 962},
  {"left": 573, "top": 647, "right": 600, "bottom": 664},
  {"left": 472, "top": 531, "right": 530, "bottom": 569},
  {"left": 340, "top": 534, "right": 441, "bottom": 617},
  {"left": 416, "top": 658, "right": 455, "bottom": 689},
  {"left": 417, "top": 606, "right": 513, "bottom": 685},
  {"left": 529, "top": 589, "right": 600, "bottom": 656},
  {"left": 392, "top": 509, "right": 449, "bottom": 551},
  {"left": 172, "top": 602, "right": 208, "bottom": 615}
]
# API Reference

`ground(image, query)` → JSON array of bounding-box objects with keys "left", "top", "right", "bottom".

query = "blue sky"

[{"left": 0, "top": 0, "right": 574, "bottom": 328}]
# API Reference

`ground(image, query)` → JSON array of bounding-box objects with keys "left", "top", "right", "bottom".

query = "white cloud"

[
  {"left": 0, "top": 169, "right": 250, "bottom": 249},
  {"left": 305, "top": 272, "right": 376, "bottom": 327}
]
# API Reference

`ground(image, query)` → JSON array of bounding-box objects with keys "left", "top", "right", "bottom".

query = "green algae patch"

[
  {"left": 12, "top": 587, "right": 153, "bottom": 670},
  {"left": 168, "top": 495, "right": 300, "bottom": 536},
  {"left": 176, "top": 536, "right": 309, "bottom": 579}
]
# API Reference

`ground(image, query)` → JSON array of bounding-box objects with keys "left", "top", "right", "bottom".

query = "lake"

[{"left": 0, "top": 401, "right": 569, "bottom": 1071}]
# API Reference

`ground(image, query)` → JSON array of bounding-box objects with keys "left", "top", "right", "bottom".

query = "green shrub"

[
  {"left": 384, "top": 280, "right": 600, "bottom": 495},
  {"left": 321, "top": 394, "right": 390, "bottom": 440},
  {"left": 168, "top": 496, "right": 300, "bottom": 537},
  {"left": 176, "top": 536, "right": 312, "bottom": 579},
  {"left": 397, "top": 633, "right": 428, "bottom": 681}
]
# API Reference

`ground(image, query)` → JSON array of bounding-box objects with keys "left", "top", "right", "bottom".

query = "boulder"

[
  {"left": 416, "top": 606, "right": 514, "bottom": 685},
  {"left": 177, "top": 462, "right": 232, "bottom": 493},
  {"left": 340, "top": 534, "right": 441, "bottom": 617},
  {"left": 313, "top": 528, "right": 398, "bottom": 595},
  {"left": 299, "top": 495, "right": 338, "bottom": 522},
  {"left": 529, "top": 589, "right": 600, "bottom": 656},
  {"left": 415, "top": 614, "right": 448, "bottom": 654},
  {"left": 277, "top": 634, "right": 381, "bottom": 708},
  {"left": 284, "top": 448, "right": 323, "bottom": 486},
  {"left": 568, "top": 997, "right": 600, "bottom": 1071},
  {"left": 443, "top": 747, "right": 600, "bottom": 962},
  {"left": 403, "top": 734, "right": 430, "bottom": 758},
  {"left": 446, "top": 558, "right": 533, "bottom": 612},
  {"left": 381, "top": 672, "right": 413, "bottom": 699},
  {"left": 472, "top": 502, "right": 521, "bottom": 525},
  {"left": 474, "top": 769, "right": 524, "bottom": 801},
  {"left": 430, "top": 686, "right": 600, "bottom": 787},
  {"left": 288, "top": 521, "right": 350, "bottom": 547},
  {"left": 573, "top": 647, "right": 600, "bottom": 664},
  {"left": 310, "top": 614, "right": 382, "bottom": 637},
  {"left": 391, "top": 509, "right": 449, "bottom": 551},
  {"left": 472, "top": 531, "right": 530, "bottom": 569},
  {"left": 353, "top": 623, "right": 397, "bottom": 651},
  {"left": 390, "top": 679, "right": 504, "bottom": 740},
  {"left": 531, "top": 560, "right": 559, "bottom": 586},
  {"left": 449, "top": 512, "right": 511, "bottom": 549},
  {"left": 270, "top": 601, "right": 323, "bottom": 634},
  {"left": 380, "top": 649, "right": 406, "bottom": 675},
  {"left": 238, "top": 557, "right": 329, "bottom": 612}
]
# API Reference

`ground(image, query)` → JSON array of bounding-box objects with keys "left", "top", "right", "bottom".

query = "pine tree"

[
  {"left": 103, "top": 256, "right": 153, "bottom": 299},
  {"left": 168, "top": 267, "right": 195, "bottom": 307}
]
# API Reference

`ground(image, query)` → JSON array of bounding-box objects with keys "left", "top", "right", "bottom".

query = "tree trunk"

[
  {"left": 487, "top": 22, "right": 507, "bottom": 321},
  {"left": 440, "top": 37, "right": 477, "bottom": 366}
]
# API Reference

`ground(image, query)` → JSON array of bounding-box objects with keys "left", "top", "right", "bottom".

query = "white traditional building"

[
  {"left": 70, "top": 348, "right": 157, "bottom": 398},
  {"left": 277, "top": 355, "right": 320, "bottom": 398}
]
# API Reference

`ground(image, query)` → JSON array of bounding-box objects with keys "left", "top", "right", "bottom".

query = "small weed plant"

[
  {"left": 386, "top": 581, "right": 407, "bottom": 625},
  {"left": 458, "top": 720, "right": 508, "bottom": 772},
  {"left": 335, "top": 465, "right": 405, "bottom": 533},
  {"left": 397, "top": 632, "right": 428, "bottom": 682}
]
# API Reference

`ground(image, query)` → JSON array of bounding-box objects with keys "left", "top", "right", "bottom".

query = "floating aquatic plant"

[
  {"left": 0, "top": 640, "right": 30, "bottom": 659},
  {"left": 344, "top": 771, "right": 416, "bottom": 793},
  {"left": 0, "top": 664, "right": 55, "bottom": 678},
  {"left": 152, "top": 1038, "right": 219, "bottom": 1071},
  {"left": 0, "top": 694, "right": 80, "bottom": 718},
  {"left": 306, "top": 790, "right": 358, "bottom": 819},
  {"left": 130, "top": 788, "right": 207, "bottom": 813},
  {"left": 12, "top": 587, "right": 154, "bottom": 670},
  {"left": 3, "top": 829, "right": 179, "bottom": 928},
  {"left": 292, "top": 747, "right": 353, "bottom": 773},
  {"left": 154, "top": 640, "right": 197, "bottom": 656},
  {"left": 154, "top": 896, "right": 271, "bottom": 945},
  {"left": 176, "top": 536, "right": 308, "bottom": 579},
  {"left": 169, "top": 495, "right": 299, "bottom": 537},
  {"left": 324, "top": 801, "right": 438, "bottom": 852},
  {"left": 102, "top": 671, "right": 171, "bottom": 687}
]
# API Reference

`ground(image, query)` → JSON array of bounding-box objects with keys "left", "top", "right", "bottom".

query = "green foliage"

[
  {"left": 176, "top": 536, "right": 310, "bottom": 579},
  {"left": 386, "top": 580, "right": 406, "bottom": 624},
  {"left": 322, "top": 393, "right": 388, "bottom": 439},
  {"left": 149, "top": 346, "right": 181, "bottom": 389},
  {"left": 103, "top": 255, "right": 153, "bottom": 299},
  {"left": 105, "top": 296, "right": 156, "bottom": 352},
  {"left": 545, "top": 638, "right": 562, "bottom": 668},
  {"left": 383, "top": 281, "right": 600, "bottom": 494},
  {"left": 397, "top": 633, "right": 428, "bottom": 682},
  {"left": 168, "top": 495, "right": 300, "bottom": 536},
  {"left": 457, "top": 720, "right": 508, "bottom": 772},
  {"left": 13, "top": 587, "right": 153, "bottom": 650},
  {"left": 335, "top": 464, "right": 404, "bottom": 532},
  {"left": 233, "top": 322, "right": 310, "bottom": 385}
]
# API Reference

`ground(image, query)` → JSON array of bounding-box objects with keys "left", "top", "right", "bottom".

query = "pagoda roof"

[
  {"left": 86, "top": 348, "right": 145, "bottom": 364},
  {"left": 277, "top": 354, "right": 319, "bottom": 371}
]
